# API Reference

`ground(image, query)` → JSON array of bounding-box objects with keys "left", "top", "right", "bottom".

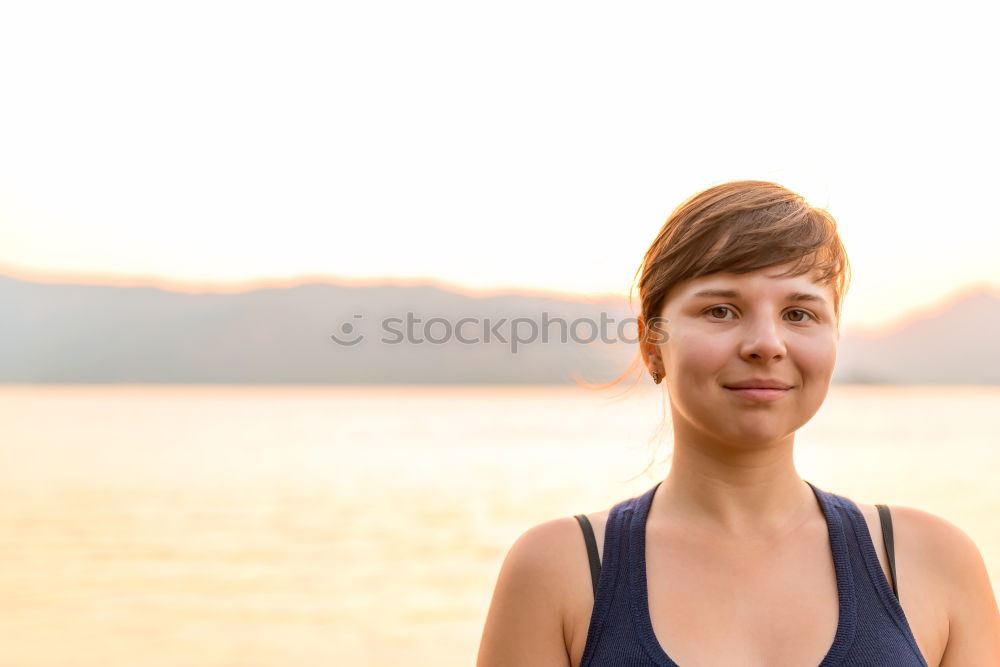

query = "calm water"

[{"left": 1, "top": 385, "right": 998, "bottom": 666}]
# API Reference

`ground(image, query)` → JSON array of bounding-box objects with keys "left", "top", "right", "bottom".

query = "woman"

[{"left": 476, "top": 181, "right": 1000, "bottom": 666}]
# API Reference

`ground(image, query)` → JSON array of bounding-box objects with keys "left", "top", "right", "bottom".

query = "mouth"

[{"left": 723, "top": 387, "right": 792, "bottom": 401}]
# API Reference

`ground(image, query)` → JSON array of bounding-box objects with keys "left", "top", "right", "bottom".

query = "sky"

[{"left": 1, "top": 0, "right": 997, "bottom": 335}]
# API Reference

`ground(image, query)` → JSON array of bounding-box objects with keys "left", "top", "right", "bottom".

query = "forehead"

[{"left": 671, "top": 266, "right": 834, "bottom": 304}]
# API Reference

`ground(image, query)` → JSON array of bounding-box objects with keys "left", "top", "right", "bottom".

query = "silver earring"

[{"left": 651, "top": 370, "right": 660, "bottom": 384}]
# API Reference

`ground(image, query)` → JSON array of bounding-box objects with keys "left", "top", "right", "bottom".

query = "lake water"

[{"left": 1, "top": 385, "right": 998, "bottom": 666}]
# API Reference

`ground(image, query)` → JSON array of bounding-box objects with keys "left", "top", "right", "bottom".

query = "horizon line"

[
  {"left": 2, "top": 263, "right": 998, "bottom": 338},
  {"left": 0, "top": 263, "right": 632, "bottom": 304}
]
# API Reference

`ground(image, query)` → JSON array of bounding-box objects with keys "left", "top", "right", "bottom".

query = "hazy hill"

[
  {"left": 833, "top": 289, "right": 1000, "bottom": 384},
  {"left": 1, "top": 275, "right": 997, "bottom": 384}
]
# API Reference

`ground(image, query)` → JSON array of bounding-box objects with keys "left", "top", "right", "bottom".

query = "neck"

[{"left": 652, "top": 441, "right": 819, "bottom": 543}]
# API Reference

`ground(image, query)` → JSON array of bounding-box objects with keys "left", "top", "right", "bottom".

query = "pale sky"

[{"left": 1, "top": 0, "right": 997, "bottom": 335}]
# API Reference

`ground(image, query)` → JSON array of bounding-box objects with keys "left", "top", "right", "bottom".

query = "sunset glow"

[{"left": 1, "top": 1, "right": 997, "bottom": 335}]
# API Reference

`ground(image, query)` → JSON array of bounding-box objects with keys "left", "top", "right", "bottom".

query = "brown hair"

[{"left": 577, "top": 180, "right": 851, "bottom": 477}]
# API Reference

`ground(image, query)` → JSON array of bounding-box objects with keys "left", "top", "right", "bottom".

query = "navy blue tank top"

[{"left": 575, "top": 480, "right": 929, "bottom": 666}]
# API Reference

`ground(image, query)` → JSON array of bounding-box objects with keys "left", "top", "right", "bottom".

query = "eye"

[
  {"left": 705, "top": 306, "right": 735, "bottom": 320},
  {"left": 786, "top": 309, "right": 814, "bottom": 323},
  {"left": 703, "top": 306, "right": 816, "bottom": 323}
]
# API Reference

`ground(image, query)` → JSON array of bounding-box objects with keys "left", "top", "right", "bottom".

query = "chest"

[
  {"left": 566, "top": 505, "right": 948, "bottom": 667},
  {"left": 643, "top": 528, "right": 840, "bottom": 666}
]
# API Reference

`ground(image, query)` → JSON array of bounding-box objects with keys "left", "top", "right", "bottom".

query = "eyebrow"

[{"left": 690, "top": 288, "right": 828, "bottom": 304}]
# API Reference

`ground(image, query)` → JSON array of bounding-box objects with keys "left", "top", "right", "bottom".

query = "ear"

[{"left": 638, "top": 314, "right": 665, "bottom": 367}]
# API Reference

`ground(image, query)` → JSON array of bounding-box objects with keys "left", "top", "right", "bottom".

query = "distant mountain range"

[{"left": 2, "top": 274, "right": 998, "bottom": 384}]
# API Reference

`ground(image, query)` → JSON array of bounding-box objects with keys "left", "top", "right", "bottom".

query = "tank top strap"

[
  {"left": 572, "top": 514, "right": 601, "bottom": 596},
  {"left": 875, "top": 503, "right": 899, "bottom": 597},
  {"left": 808, "top": 482, "right": 927, "bottom": 664},
  {"left": 577, "top": 485, "right": 653, "bottom": 667}
]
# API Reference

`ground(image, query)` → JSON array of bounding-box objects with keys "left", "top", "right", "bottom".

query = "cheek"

[
  {"left": 663, "top": 332, "right": 726, "bottom": 376},
  {"left": 797, "top": 336, "right": 838, "bottom": 378}
]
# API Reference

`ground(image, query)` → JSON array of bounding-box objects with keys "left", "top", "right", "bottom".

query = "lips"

[
  {"left": 724, "top": 386, "right": 790, "bottom": 401},
  {"left": 723, "top": 380, "right": 793, "bottom": 390}
]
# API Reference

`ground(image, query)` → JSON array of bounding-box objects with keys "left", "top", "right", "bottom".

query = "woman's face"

[{"left": 646, "top": 262, "right": 840, "bottom": 449}]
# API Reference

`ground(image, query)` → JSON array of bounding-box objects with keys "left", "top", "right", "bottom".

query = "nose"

[{"left": 739, "top": 315, "right": 787, "bottom": 362}]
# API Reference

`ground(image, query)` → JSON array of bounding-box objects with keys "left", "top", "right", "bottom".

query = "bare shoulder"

[
  {"left": 477, "top": 517, "right": 589, "bottom": 667},
  {"left": 882, "top": 504, "right": 995, "bottom": 590},
  {"left": 868, "top": 503, "right": 1000, "bottom": 665},
  {"left": 904, "top": 507, "right": 1000, "bottom": 665},
  {"left": 856, "top": 502, "right": 961, "bottom": 572}
]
